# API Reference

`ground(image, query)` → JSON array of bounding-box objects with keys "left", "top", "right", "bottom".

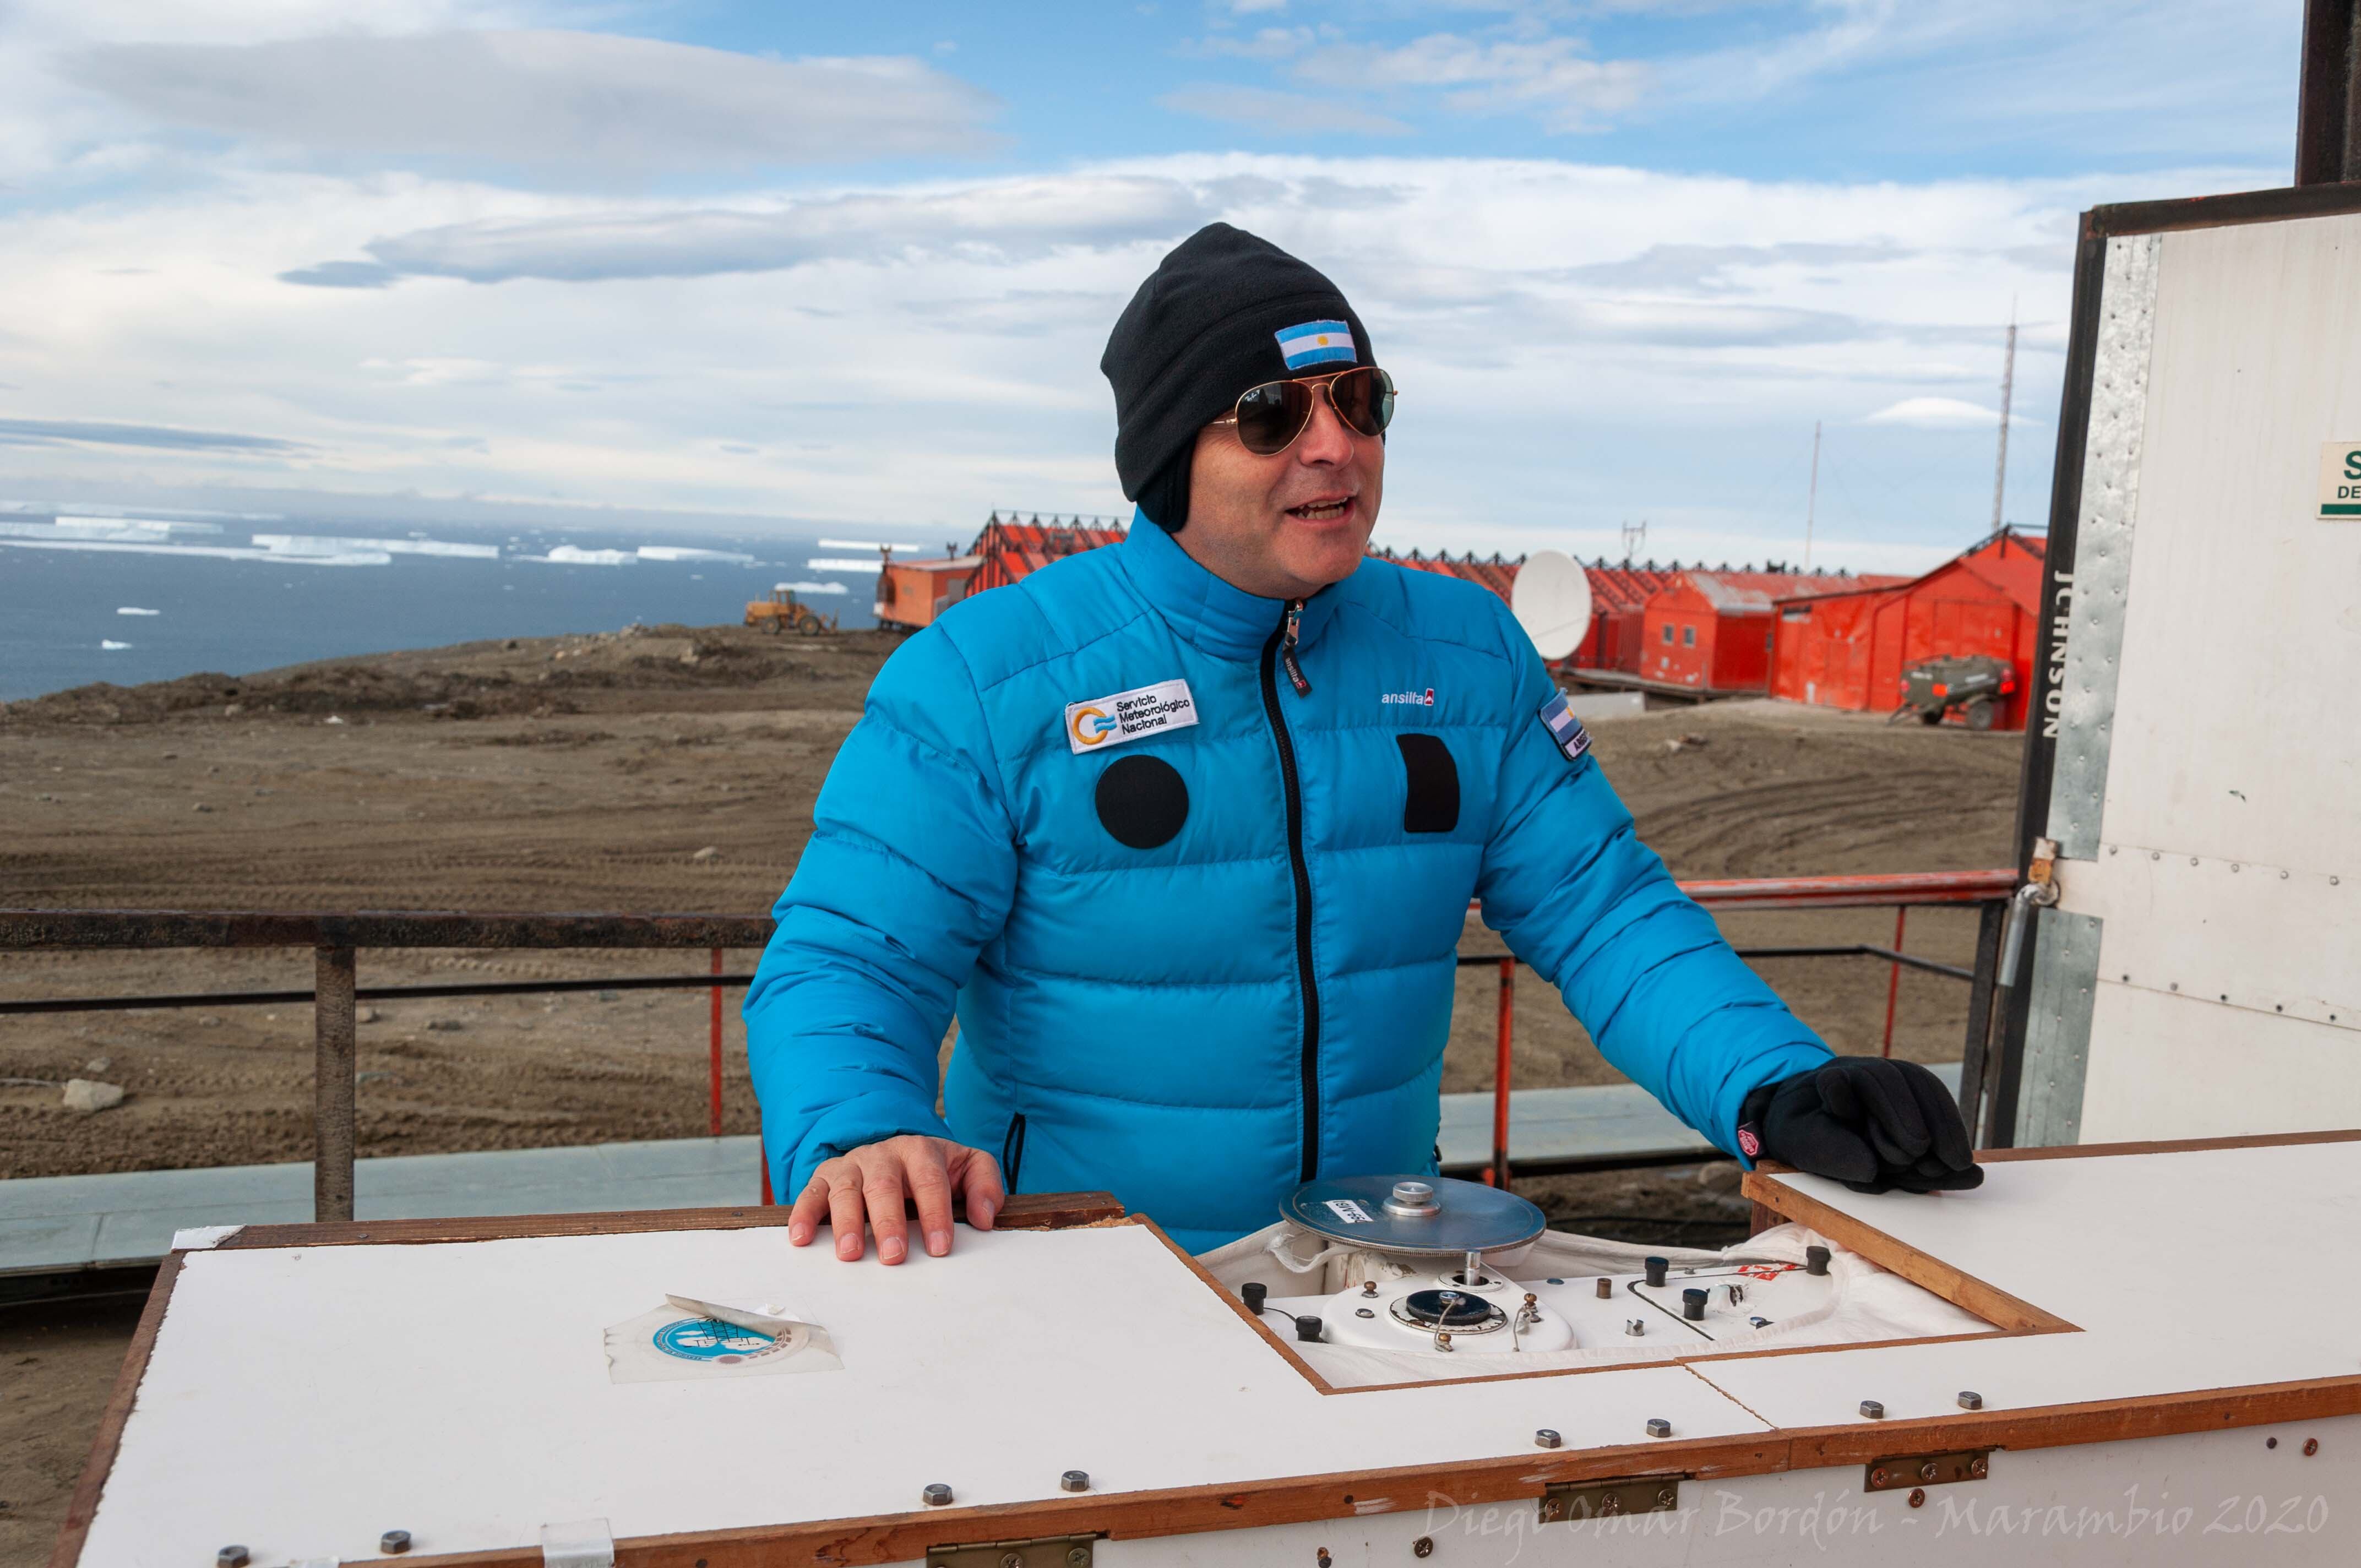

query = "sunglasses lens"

[
  {"left": 1233, "top": 380, "right": 1309, "bottom": 455},
  {"left": 1329, "top": 367, "right": 1395, "bottom": 438}
]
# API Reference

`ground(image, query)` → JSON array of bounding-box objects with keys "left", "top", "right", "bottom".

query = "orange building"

[
  {"left": 871, "top": 514, "right": 1126, "bottom": 631},
  {"left": 1768, "top": 530, "right": 2047, "bottom": 728},
  {"left": 1638, "top": 570, "right": 1910, "bottom": 696}
]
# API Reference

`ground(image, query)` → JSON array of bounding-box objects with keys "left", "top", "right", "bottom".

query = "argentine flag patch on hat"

[{"left": 1275, "top": 319, "right": 1357, "bottom": 371}]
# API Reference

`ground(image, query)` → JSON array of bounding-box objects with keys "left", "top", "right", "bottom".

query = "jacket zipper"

[
  {"left": 1260, "top": 600, "right": 1320, "bottom": 1182},
  {"left": 1000, "top": 1111, "right": 1027, "bottom": 1192}
]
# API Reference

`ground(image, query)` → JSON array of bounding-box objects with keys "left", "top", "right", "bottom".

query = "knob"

[
  {"left": 1242, "top": 1282, "right": 1267, "bottom": 1314},
  {"left": 1682, "top": 1288, "right": 1707, "bottom": 1321},
  {"left": 1294, "top": 1314, "right": 1324, "bottom": 1342},
  {"left": 1644, "top": 1256, "right": 1668, "bottom": 1287},
  {"left": 1805, "top": 1246, "right": 1830, "bottom": 1276}
]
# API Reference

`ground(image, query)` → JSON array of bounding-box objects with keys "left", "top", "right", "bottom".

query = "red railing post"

[
  {"left": 1490, "top": 956, "right": 1515, "bottom": 1189},
  {"left": 709, "top": 946, "right": 725, "bottom": 1137},
  {"left": 1880, "top": 907, "right": 1908, "bottom": 1057}
]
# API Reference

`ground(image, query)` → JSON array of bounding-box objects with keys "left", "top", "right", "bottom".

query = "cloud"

[
  {"left": 1158, "top": 84, "right": 1413, "bottom": 136},
  {"left": 1566, "top": 242, "right": 1912, "bottom": 292},
  {"left": 287, "top": 175, "right": 1216, "bottom": 286},
  {"left": 1863, "top": 396, "right": 2039, "bottom": 428},
  {"left": 0, "top": 416, "right": 311, "bottom": 451},
  {"left": 1294, "top": 33, "right": 1651, "bottom": 131},
  {"left": 0, "top": 150, "right": 2261, "bottom": 563},
  {"left": 64, "top": 31, "right": 1000, "bottom": 173}
]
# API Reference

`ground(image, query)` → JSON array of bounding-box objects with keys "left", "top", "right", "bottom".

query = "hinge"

[
  {"left": 1865, "top": 1449, "right": 1990, "bottom": 1492},
  {"left": 926, "top": 1533, "right": 1094, "bottom": 1568},
  {"left": 1538, "top": 1476, "right": 1682, "bottom": 1525}
]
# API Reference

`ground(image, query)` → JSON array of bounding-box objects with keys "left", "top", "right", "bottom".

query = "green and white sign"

[{"left": 2322, "top": 439, "right": 2361, "bottom": 518}]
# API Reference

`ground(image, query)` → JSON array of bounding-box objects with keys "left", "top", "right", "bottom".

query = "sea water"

[{"left": 0, "top": 517, "right": 889, "bottom": 703}]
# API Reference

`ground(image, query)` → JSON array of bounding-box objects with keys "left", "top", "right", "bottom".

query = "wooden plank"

[
  {"left": 47, "top": 1251, "right": 182, "bottom": 1568},
  {"left": 1781, "top": 1374, "right": 2361, "bottom": 1467},
  {"left": 1976, "top": 1126, "right": 2361, "bottom": 1162},
  {"left": 393, "top": 1435, "right": 1792, "bottom": 1568},
  {"left": 213, "top": 1190, "right": 1124, "bottom": 1250},
  {"left": 1738, "top": 1168, "right": 2074, "bottom": 1334}
]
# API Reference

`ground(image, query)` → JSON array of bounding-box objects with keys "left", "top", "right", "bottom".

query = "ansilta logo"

[
  {"left": 1381, "top": 688, "right": 1435, "bottom": 706},
  {"left": 1069, "top": 706, "right": 1117, "bottom": 747}
]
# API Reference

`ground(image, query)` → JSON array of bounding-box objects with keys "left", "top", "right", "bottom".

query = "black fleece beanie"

[{"left": 1102, "top": 223, "right": 1373, "bottom": 532}]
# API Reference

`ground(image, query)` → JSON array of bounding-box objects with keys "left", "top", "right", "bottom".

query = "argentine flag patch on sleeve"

[
  {"left": 1275, "top": 319, "right": 1358, "bottom": 371},
  {"left": 1537, "top": 692, "right": 1592, "bottom": 764}
]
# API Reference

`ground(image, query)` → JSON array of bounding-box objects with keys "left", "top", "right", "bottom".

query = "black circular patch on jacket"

[{"left": 1094, "top": 754, "right": 1189, "bottom": 850}]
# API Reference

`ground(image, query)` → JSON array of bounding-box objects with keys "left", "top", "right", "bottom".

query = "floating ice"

[
  {"left": 531, "top": 546, "right": 637, "bottom": 565},
  {"left": 818, "top": 537, "right": 920, "bottom": 552},
  {"left": 101, "top": 639, "right": 130, "bottom": 650},
  {"left": 252, "top": 533, "right": 499, "bottom": 559},
  {"left": 775, "top": 580, "right": 848, "bottom": 596},
  {"left": 806, "top": 558, "right": 884, "bottom": 573},
  {"left": 637, "top": 545, "right": 756, "bottom": 564},
  {"left": 117, "top": 607, "right": 161, "bottom": 616}
]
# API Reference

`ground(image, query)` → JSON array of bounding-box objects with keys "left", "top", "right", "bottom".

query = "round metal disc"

[{"left": 1281, "top": 1174, "right": 1546, "bottom": 1256}]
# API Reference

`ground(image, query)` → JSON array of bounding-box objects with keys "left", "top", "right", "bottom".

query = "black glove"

[{"left": 1738, "top": 1056, "right": 1984, "bottom": 1195}]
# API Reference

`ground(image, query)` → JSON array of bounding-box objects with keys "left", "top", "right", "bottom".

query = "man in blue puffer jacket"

[{"left": 747, "top": 224, "right": 1981, "bottom": 1261}]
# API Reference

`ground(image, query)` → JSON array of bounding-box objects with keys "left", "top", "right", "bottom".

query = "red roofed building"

[
  {"left": 1769, "top": 530, "right": 2048, "bottom": 727},
  {"left": 872, "top": 513, "right": 1126, "bottom": 630},
  {"left": 1367, "top": 548, "right": 1677, "bottom": 675},
  {"left": 1639, "top": 569, "right": 1911, "bottom": 696}
]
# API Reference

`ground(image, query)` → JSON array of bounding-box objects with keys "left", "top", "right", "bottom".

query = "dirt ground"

[
  {"left": 0, "top": 622, "right": 2021, "bottom": 1179},
  {"left": 0, "top": 622, "right": 2022, "bottom": 1559}
]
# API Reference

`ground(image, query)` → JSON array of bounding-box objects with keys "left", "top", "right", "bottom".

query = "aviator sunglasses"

[{"left": 1209, "top": 366, "right": 1397, "bottom": 456}]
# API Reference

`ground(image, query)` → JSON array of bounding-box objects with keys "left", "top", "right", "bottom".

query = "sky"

[{"left": 0, "top": 1, "right": 2305, "bottom": 571}]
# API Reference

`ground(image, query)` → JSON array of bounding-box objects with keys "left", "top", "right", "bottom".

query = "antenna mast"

[
  {"left": 1991, "top": 305, "right": 2017, "bottom": 532},
  {"left": 1620, "top": 518, "right": 1647, "bottom": 559},
  {"left": 1804, "top": 421, "right": 1821, "bottom": 570}
]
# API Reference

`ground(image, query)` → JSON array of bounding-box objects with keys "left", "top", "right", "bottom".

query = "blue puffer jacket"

[{"left": 746, "top": 516, "right": 1830, "bottom": 1251}]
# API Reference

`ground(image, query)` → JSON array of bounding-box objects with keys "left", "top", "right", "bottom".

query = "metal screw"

[
  {"left": 1318, "top": 1551, "right": 1332, "bottom": 1568},
  {"left": 923, "top": 1482, "right": 953, "bottom": 1506},
  {"left": 1958, "top": 1390, "right": 1983, "bottom": 1410},
  {"left": 2268, "top": 1437, "right": 2279, "bottom": 1449},
  {"left": 1061, "top": 1469, "right": 1090, "bottom": 1493},
  {"left": 1067, "top": 1551, "right": 1088, "bottom": 1568},
  {"left": 1968, "top": 1456, "right": 1989, "bottom": 1478},
  {"left": 1412, "top": 1536, "right": 1434, "bottom": 1558},
  {"left": 1535, "top": 1428, "right": 1561, "bottom": 1449},
  {"left": 1870, "top": 1467, "right": 1889, "bottom": 1487},
  {"left": 1859, "top": 1400, "right": 1885, "bottom": 1419},
  {"left": 1646, "top": 1417, "right": 1672, "bottom": 1438},
  {"left": 380, "top": 1529, "right": 412, "bottom": 1555},
  {"left": 1919, "top": 1462, "right": 1939, "bottom": 1482},
  {"left": 2305, "top": 1438, "right": 2320, "bottom": 1456},
  {"left": 218, "top": 1550, "right": 251, "bottom": 1568},
  {"left": 999, "top": 1553, "right": 1022, "bottom": 1568},
  {"left": 1908, "top": 1488, "right": 1927, "bottom": 1508}
]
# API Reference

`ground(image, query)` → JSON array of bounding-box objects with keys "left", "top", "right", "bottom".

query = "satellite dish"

[{"left": 1510, "top": 549, "right": 1593, "bottom": 659}]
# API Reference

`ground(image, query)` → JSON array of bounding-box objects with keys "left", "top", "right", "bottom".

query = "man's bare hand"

[{"left": 787, "top": 1135, "right": 1004, "bottom": 1264}]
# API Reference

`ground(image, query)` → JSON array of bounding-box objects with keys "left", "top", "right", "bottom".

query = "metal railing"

[{"left": 0, "top": 869, "right": 2018, "bottom": 1216}]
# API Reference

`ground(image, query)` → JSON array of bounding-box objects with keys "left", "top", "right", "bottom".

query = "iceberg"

[
  {"left": 775, "top": 580, "right": 849, "bottom": 596},
  {"left": 636, "top": 545, "right": 757, "bottom": 564},
  {"left": 117, "top": 607, "right": 162, "bottom": 616},
  {"left": 532, "top": 546, "right": 638, "bottom": 566},
  {"left": 252, "top": 533, "right": 500, "bottom": 559},
  {"left": 101, "top": 640, "right": 130, "bottom": 650}
]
